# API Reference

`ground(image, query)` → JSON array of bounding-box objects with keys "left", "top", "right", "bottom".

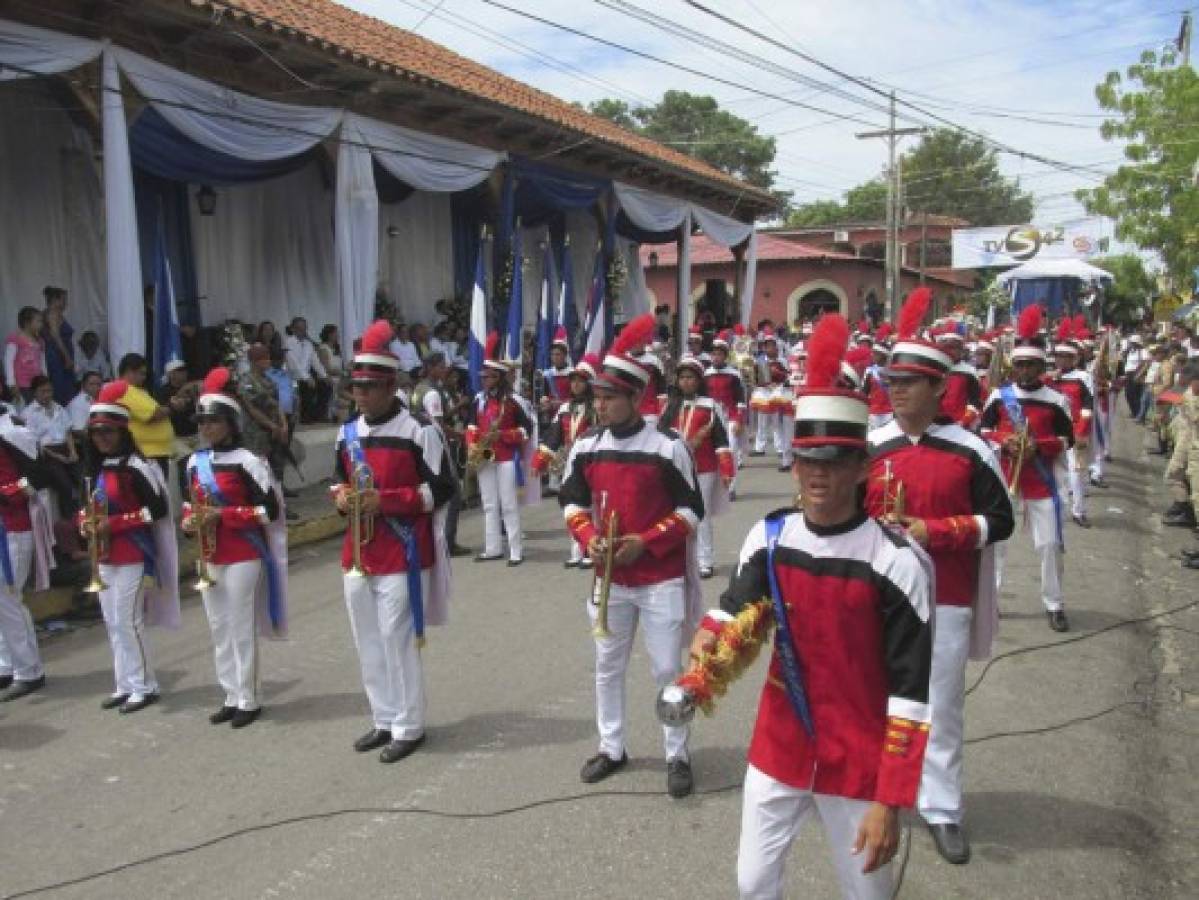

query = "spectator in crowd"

[
  {"left": 389, "top": 322, "right": 423, "bottom": 379},
  {"left": 76, "top": 330, "right": 113, "bottom": 381},
  {"left": 256, "top": 320, "right": 284, "bottom": 358},
  {"left": 283, "top": 316, "right": 330, "bottom": 423},
  {"left": 42, "top": 286, "right": 76, "bottom": 406},
  {"left": 430, "top": 322, "right": 456, "bottom": 363},
  {"left": 265, "top": 348, "right": 300, "bottom": 492},
  {"left": 317, "top": 324, "right": 344, "bottom": 421},
  {"left": 1123, "top": 333, "right": 1148, "bottom": 419},
  {"left": 241, "top": 343, "right": 298, "bottom": 509},
  {"left": 410, "top": 322, "right": 433, "bottom": 361},
  {"left": 116, "top": 352, "right": 175, "bottom": 478},
  {"left": 67, "top": 370, "right": 102, "bottom": 442},
  {"left": 5, "top": 306, "right": 46, "bottom": 404},
  {"left": 23, "top": 374, "right": 78, "bottom": 516},
  {"left": 157, "top": 359, "right": 198, "bottom": 439}
]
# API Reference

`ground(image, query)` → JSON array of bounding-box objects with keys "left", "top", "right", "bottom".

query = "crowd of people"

[{"left": 2, "top": 285, "right": 1194, "bottom": 899}]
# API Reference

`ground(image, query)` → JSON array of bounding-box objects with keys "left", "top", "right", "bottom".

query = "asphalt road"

[{"left": 1, "top": 410, "right": 1196, "bottom": 900}]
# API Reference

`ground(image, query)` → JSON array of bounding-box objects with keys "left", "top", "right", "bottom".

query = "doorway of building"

[{"left": 798, "top": 288, "right": 841, "bottom": 320}]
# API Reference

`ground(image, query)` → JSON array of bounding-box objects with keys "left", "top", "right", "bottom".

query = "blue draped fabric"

[
  {"left": 1012, "top": 278, "right": 1080, "bottom": 321},
  {"left": 133, "top": 172, "right": 200, "bottom": 329},
  {"left": 451, "top": 190, "right": 486, "bottom": 303}
]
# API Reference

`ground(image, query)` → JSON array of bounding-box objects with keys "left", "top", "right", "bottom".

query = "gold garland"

[{"left": 678, "top": 598, "right": 775, "bottom": 716}]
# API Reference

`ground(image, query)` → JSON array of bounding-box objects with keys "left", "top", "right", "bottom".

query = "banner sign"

[{"left": 952, "top": 218, "right": 1112, "bottom": 269}]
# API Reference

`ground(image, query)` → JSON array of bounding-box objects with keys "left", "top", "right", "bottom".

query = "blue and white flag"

[
  {"left": 558, "top": 241, "right": 580, "bottom": 356},
  {"left": 504, "top": 229, "right": 524, "bottom": 365},
  {"left": 535, "top": 242, "right": 554, "bottom": 373},
  {"left": 152, "top": 210, "right": 183, "bottom": 382},
  {"left": 468, "top": 240, "right": 488, "bottom": 395},
  {"left": 582, "top": 252, "right": 607, "bottom": 357}
]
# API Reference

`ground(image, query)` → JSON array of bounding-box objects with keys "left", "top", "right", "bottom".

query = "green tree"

[
  {"left": 1077, "top": 48, "right": 1199, "bottom": 284},
  {"left": 900, "top": 129, "right": 1034, "bottom": 226},
  {"left": 843, "top": 180, "right": 888, "bottom": 221},
  {"left": 784, "top": 199, "right": 845, "bottom": 227},
  {"left": 1093, "top": 253, "right": 1158, "bottom": 324}
]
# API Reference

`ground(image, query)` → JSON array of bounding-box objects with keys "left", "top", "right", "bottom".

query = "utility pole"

[
  {"left": 1181, "top": 11, "right": 1192, "bottom": 66},
  {"left": 857, "top": 92, "right": 925, "bottom": 320}
]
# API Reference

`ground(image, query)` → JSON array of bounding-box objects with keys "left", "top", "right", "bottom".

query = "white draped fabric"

[
  {"left": 346, "top": 112, "right": 500, "bottom": 194},
  {"left": 0, "top": 19, "right": 100, "bottom": 80},
  {"left": 378, "top": 191, "right": 455, "bottom": 324},
  {"left": 565, "top": 209, "right": 599, "bottom": 316},
  {"left": 335, "top": 127, "right": 379, "bottom": 354},
  {"left": 0, "top": 81, "right": 105, "bottom": 340},
  {"left": 616, "top": 236, "right": 650, "bottom": 320},
  {"left": 189, "top": 164, "right": 336, "bottom": 329}
]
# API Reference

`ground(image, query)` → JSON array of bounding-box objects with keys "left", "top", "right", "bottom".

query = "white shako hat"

[
  {"left": 886, "top": 287, "right": 952, "bottom": 378},
  {"left": 88, "top": 380, "right": 132, "bottom": 428},
  {"left": 1011, "top": 305, "right": 1048, "bottom": 363},
  {"left": 676, "top": 355, "right": 706, "bottom": 378},
  {"left": 792, "top": 314, "right": 868, "bottom": 461},
  {"left": 594, "top": 313, "right": 655, "bottom": 394},
  {"left": 351, "top": 320, "right": 402, "bottom": 383},
  {"left": 195, "top": 366, "right": 242, "bottom": 424}
]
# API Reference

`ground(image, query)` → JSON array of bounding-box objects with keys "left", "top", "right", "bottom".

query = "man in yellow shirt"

[{"left": 116, "top": 353, "right": 176, "bottom": 477}]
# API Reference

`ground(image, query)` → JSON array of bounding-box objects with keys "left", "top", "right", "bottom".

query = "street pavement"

[{"left": 1, "top": 409, "right": 1196, "bottom": 900}]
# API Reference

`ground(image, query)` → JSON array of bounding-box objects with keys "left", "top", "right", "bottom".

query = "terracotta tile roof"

[
  {"left": 641, "top": 233, "right": 858, "bottom": 268},
  {"left": 183, "top": 0, "right": 771, "bottom": 211}
]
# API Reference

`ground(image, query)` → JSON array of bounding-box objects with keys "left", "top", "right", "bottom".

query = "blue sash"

[
  {"left": 0, "top": 515, "right": 13, "bottom": 587},
  {"left": 764, "top": 513, "right": 816, "bottom": 738},
  {"left": 95, "top": 469, "right": 157, "bottom": 581},
  {"left": 341, "top": 421, "right": 426, "bottom": 645},
  {"left": 999, "top": 385, "right": 1064, "bottom": 548},
  {"left": 194, "top": 450, "right": 284, "bottom": 631}
]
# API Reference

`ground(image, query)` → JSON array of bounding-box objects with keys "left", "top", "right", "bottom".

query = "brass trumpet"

[
  {"left": 189, "top": 482, "right": 218, "bottom": 590},
  {"left": 591, "top": 506, "right": 619, "bottom": 639},
  {"left": 81, "top": 477, "right": 108, "bottom": 594},
  {"left": 879, "top": 460, "right": 906, "bottom": 524},
  {"left": 344, "top": 462, "right": 376, "bottom": 578},
  {"left": 1006, "top": 424, "right": 1032, "bottom": 497}
]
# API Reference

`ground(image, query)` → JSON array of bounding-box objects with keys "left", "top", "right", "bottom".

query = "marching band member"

[
  {"left": 533, "top": 353, "right": 599, "bottom": 568},
  {"left": 559, "top": 313, "right": 704, "bottom": 798},
  {"left": 685, "top": 325, "right": 711, "bottom": 367},
  {"left": 690, "top": 313, "right": 933, "bottom": 899},
  {"left": 467, "top": 333, "right": 534, "bottom": 566},
  {"left": 864, "top": 324, "right": 895, "bottom": 431},
  {"left": 972, "top": 333, "right": 996, "bottom": 396},
  {"left": 536, "top": 326, "right": 574, "bottom": 420},
  {"left": 658, "top": 357, "right": 735, "bottom": 579},
  {"left": 1047, "top": 320, "right": 1095, "bottom": 528},
  {"left": 865, "top": 289, "right": 1014, "bottom": 866},
  {"left": 0, "top": 403, "right": 53, "bottom": 702},
  {"left": 80, "top": 380, "right": 180, "bottom": 713},
  {"left": 980, "top": 305, "right": 1075, "bottom": 632},
  {"left": 752, "top": 330, "right": 792, "bottom": 470},
  {"left": 332, "top": 320, "right": 455, "bottom": 764},
  {"left": 705, "top": 330, "right": 748, "bottom": 484},
  {"left": 183, "top": 368, "right": 288, "bottom": 728},
  {"left": 935, "top": 326, "right": 983, "bottom": 429},
  {"left": 1089, "top": 325, "right": 1117, "bottom": 489}
]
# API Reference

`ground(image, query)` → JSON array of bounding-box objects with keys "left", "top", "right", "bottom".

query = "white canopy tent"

[{"left": 996, "top": 258, "right": 1115, "bottom": 287}]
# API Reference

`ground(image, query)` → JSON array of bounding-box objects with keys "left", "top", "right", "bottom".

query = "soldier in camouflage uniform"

[
  {"left": 239, "top": 344, "right": 287, "bottom": 473},
  {"left": 1168, "top": 363, "right": 1199, "bottom": 566}
]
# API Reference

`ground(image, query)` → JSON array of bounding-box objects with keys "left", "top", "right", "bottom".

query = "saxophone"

[{"left": 466, "top": 398, "right": 509, "bottom": 472}]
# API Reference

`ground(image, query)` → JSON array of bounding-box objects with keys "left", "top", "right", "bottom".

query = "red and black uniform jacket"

[
  {"left": 466, "top": 390, "right": 532, "bottom": 464},
  {"left": 534, "top": 398, "right": 597, "bottom": 472},
  {"left": 657, "top": 395, "right": 734, "bottom": 479},
  {"left": 0, "top": 422, "right": 43, "bottom": 534},
  {"left": 1047, "top": 369, "right": 1095, "bottom": 441},
  {"left": 716, "top": 510, "right": 933, "bottom": 805},
  {"left": 184, "top": 445, "right": 279, "bottom": 566},
  {"left": 559, "top": 418, "right": 703, "bottom": 588},
  {"left": 540, "top": 366, "right": 573, "bottom": 406},
  {"left": 80, "top": 454, "right": 168, "bottom": 566},
  {"left": 980, "top": 383, "right": 1074, "bottom": 501},
  {"left": 938, "top": 362, "right": 982, "bottom": 427},
  {"left": 864, "top": 368, "right": 892, "bottom": 416},
  {"left": 334, "top": 401, "right": 455, "bottom": 576},
  {"left": 867, "top": 421, "right": 1013, "bottom": 607},
  {"left": 704, "top": 364, "right": 747, "bottom": 425}
]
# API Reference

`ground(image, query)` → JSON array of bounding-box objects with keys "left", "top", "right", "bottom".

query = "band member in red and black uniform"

[
  {"left": 0, "top": 402, "right": 53, "bottom": 702},
  {"left": 80, "top": 381, "right": 180, "bottom": 714},
  {"left": 183, "top": 368, "right": 288, "bottom": 729},
  {"left": 864, "top": 323, "right": 895, "bottom": 431},
  {"left": 934, "top": 326, "right": 983, "bottom": 429},
  {"left": 333, "top": 321, "right": 455, "bottom": 763},
  {"left": 659, "top": 356, "right": 735, "bottom": 579},
  {"left": 468, "top": 333, "right": 533, "bottom": 566},
  {"left": 1047, "top": 320, "right": 1095, "bottom": 528},
  {"left": 685, "top": 325, "right": 712, "bottom": 367},
  {"left": 706, "top": 329, "right": 747, "bottom": 474},
  {"left": 865, "top": 289, "right": 1014, "bottom": 866},
  {"left": 533, "top": 353, "right": 600, "bottom": 568},
  {"left": 752, "top": 330, "right": 792, "bottom": 470},
  {"left": 536, "top": 326, "right": 574, "bottom": 422},
  {"left": 980, "top": 305, "right": 1074, "bottom": 632},
  {"left": 559, "top": 313, "right": 704, "bottom": 798},
  {"left": 691, "top": 313, "right": 933, "bottom": 899}
]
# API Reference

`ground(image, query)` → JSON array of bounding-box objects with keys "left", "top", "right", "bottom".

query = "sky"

[{"left": 339, "top": 0, "right": 1186, "bottom": 227}]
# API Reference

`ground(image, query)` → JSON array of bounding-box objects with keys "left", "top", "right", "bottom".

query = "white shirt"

[
  {"left": 23, "top": 400, "right": 72, "bottom": 448},
  {"left": 284, "top": 334, "right": 327, "bottom": 382},
  {"left": 389, "top": 339, "right": 423, "bottom": 372},
  {"left": 67, "top": 391, "right": 93, "bottom": 431},
  {"left": 77, "top": 347, "right": 113, "bottom": 381}
]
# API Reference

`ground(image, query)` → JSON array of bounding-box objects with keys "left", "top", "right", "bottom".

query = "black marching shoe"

[
  {"left": 119, "top": 693, "right": 159, "bottom": 715},
  {"left": 564, "top": 559, "right": 580, "bottom": 569},
  {"left": 507, "top": 557, "right": 523, "bottom": 567},
  {"left": 928, "top": 823, "right": 971, "bottom": 865},
  {"left": 448, "top": 544, "right": 472, "bottom": 558},
  {"left": 580, "top": 751, "right": 628, "bottom": 784},
  {"left": 1163, "top": 502, "right": 1197, "bottom": 527},
  {"left": 209, "top": 705, "right": 237, "bottom": 725},
  {"left": 231, "top": 708, "right": 261, "bottom": 729},
  {"left": 353, "top": 728, "right": 393, "bottom": 753},
  {"left": 0, "top": 675, "right": 45, "bottom": 702},
  {"left": 474, "top": 553, "right": 503, "bottom": 563},
  {"left": 1047, "top": 610, "right": 1070, "bottom": 632},
  {"left": 666, "top": 758, "right": 694, "bottom": 798},
  {"left": 101, "top": 693, "right": 131, "bottom": 710},
  {"left": 579, "top": 557, "right": 594, "bottom": 569},
  {"left": 379, "top": 734, "right": 425, "bottom": 764},
  {"left": 1181, "top": 549, "right": 1199, "bottom": 569},
  {"left": 1072, "top": 513, "right": 1092, "bottom": 529}
]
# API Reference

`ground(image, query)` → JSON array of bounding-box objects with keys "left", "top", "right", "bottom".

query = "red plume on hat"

[
  {"left": 845, "top": 345, "right": 873, "bottom": 375},
  {"left": 197, "top": 366, "right": 242, "bottom": 419},
  {"left": 897, "top": 287, "right": 932, "bottom": 341},
  {"left": 611, "top": 313, "right": 655, "bottom": 357},
  {"left": 804, "top": 314, "right": 849, "bottom": 390},
  {"left": 89, "top": 380, "right": 131, "bottom": 426},
  {"left": 361, "top": 319, "right": 394, "bottom": 353},
  {"left": 552, "top": 325, "right": 569, "bottom": 347},
  {"left": 1072, "top": 313, "right": 1090, "bottom": 340},
  {"left": 576, "top": 352, "right": 602, "bottom": 380},
  {"left": 97, "top": 380, "right": 128, "bottom": 406},
  {"left": 733, "top": 323, "right": 746, "bottom": 337},
  {"left": 485, "top": 330, "right": 500, "bottom": 361},
  {"left": 202, "top": 366, "right": 234, "bottom": 397},
  {"left": 1016, "top": 304, "right": 1043, "bottom": 342},
  {"left": 874, "top": 321, "right": 894, "bottom": 342}
]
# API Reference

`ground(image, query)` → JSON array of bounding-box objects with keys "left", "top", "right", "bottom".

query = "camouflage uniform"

[
  {"left": 238, "top": 369, "right": 281, "bottom": 460},
  {"left": 1166, "top": 389, "right": 1199, "bottom": 514}
]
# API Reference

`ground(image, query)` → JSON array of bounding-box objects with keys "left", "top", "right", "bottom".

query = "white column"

[{"left": 336, "top": 118, "right": 379, "bottom": 346}]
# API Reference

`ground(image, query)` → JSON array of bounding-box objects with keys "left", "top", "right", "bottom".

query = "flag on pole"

[
  {"left": 535, "top": 242, "right": 554, "bottom": 373},
  {"left": 582, "top": 251, "right": 607, "bottom": 357},
  {"left": 151, "top": 208, "right": 183, "bottom": 383},
  {"left": 468, "top": 237, "right": 488, "bottom": 395},
  {"left": 504, "top": 228, "right": 524, "bottom": 365},
  {"left": 558, "top": 238, "right": 580, "bottom": 356}
]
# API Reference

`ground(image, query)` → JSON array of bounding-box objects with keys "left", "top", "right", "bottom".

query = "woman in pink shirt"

[{"left": 5, "top": 307, "right": 46, "bottom": 404}]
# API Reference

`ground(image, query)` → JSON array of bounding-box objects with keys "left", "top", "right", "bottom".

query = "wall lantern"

[{"left": 196, "top": 185, "right": 218, "bottom": 216}]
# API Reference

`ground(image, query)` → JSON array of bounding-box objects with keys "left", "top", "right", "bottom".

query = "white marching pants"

[
  {"left": 201, "top": 559, "right": 263, "bottom": 711},
  {"left": 0, "top": 532, "right": 41, "bottom": 681},
  {"left": 738, "top": 764, "right": 894, "bottom": 900},
  {"left": 697, "top": 472, "right": 719, "bottom": 569},
  {"left": 754, "top": 412, "right": 792, "bottom": 465},
  {"left": 344, "top": 571, "right": 427, "bottom": 740},
  {"left": 589, "top": 577, "right": 689, "bottom": 762},
  {"left": 98, "top": 562, "right": 158, "bottom": 700},
  {"left": 1090, "top": 405, "right": 1112, "bottom": 478},
  {"left": 730, "top": 420, "right": 745, "bottom": 468},
  {"left": 995, "top": 497, "right": 1064, "bottom": 612},
  {"left": 1066, "top": 446, "right": 1088, "bottom": 518},
  {"left": 477, "top": 459, "right": 522, "bottom": 560},
  {"left": 918, "top": 605, "right": 971, "bottom": 827}
]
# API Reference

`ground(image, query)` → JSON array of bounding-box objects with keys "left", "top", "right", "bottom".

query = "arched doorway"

[{"left": 786, "top": 280, "right": 848, "bottom": 323}]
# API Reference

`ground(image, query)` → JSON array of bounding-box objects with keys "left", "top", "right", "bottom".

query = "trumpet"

[
  {"left": 189, "top": 482, "right": 218, "bottom": 590},
  {"left": 879, "top": 459, "right": 906, "bottom": 524},
  {"left": 344, "top": 462, "right": 376, "bottom": 578},
  {"left": 591, "top": 504, "right": 618, "bottom": 639},
  {"left": 1006, "top": 424, "right": 1032, "bottom": 497},
  {"left": 81, "top": 477, "right": 108, "bottom": 594}
]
